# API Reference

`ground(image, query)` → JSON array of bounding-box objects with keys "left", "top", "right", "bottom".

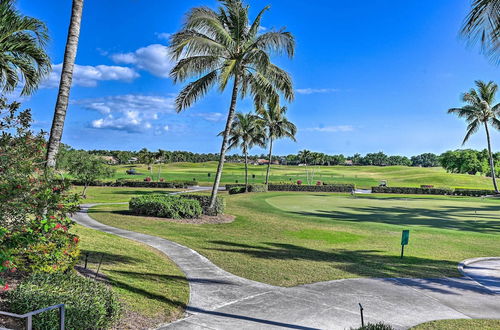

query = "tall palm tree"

[
  {"left": 461, "top": 0, "right": 500, "bottom": 63},
  {"left": 223, "top": 112, "right": 265, "bottom": 191},
  {"left": 0, "top": 0, "right": 50, "bottom": 96},
  {"left": 169, "top": 0, "right": 294, "bottom": 209},
  {"left": 298, "top": 150, "right": 311, "bottom": 165},
  {"left": 46, "top": 0, "right": 84, "bottom": 168},
  {"left": 257, "top": 98, "right": 297, "bottom": 185},
  {"left": 448, "top": 80, "right": 500, "bottom": 192}
]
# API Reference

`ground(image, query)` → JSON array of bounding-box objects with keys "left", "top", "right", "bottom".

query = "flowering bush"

[
  {"left": 316, "top": 181, "right": 322, "bottom": 186},
  {"left": 144, "top": 177, "right": 151, "bottom": 182},
  {"left": 297, "top": 180, "right": 302, "bottom": 185},
  {"left": 0, "top": 99, "right": 80, "bottom": 288}
]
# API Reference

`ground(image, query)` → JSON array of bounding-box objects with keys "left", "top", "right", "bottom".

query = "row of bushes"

[
  {"left": 129, "top": 195, "right": 202, "bottom": 219},
  {"left": 372, "top": 186, "right": 498, "bottom": 196},
  {"left": 71, "top": 179, "right": 198, "bottom": 189},
  {"left": 226, "top": 184, "right": 268, "bottom": 194},
  {"left": 268, "top": 183, "right": 355, "bottom": 192}
]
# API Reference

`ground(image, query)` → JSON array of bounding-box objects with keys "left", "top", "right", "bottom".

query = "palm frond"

[
  {"left": 170, "top": 55, "right": 222, "bottom": 83},
  {"left": 463, "top": 119, "right": 480, "bottom": 144},
  {"left": 175, "top": 70, "right": 218, "bottom": 112},
  {"left": 252, "top": 31, "right": 295, "bottom": 58}
]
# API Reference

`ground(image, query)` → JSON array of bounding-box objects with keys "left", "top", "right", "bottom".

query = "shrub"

[
  {"left": 229, "top": 186, "right": 246, "bottom": 195},
  {"left": 420, "top": 185, "right": 434, "bottom": 188},
  {"left": 350, "top": 322, "right": 395, "bottom": 330},
  {"left": 297, "top": 180, "right": 302, "bottom": 185},
  {"left": 8, "top": 273, "right": 121, "bottom": 329},
  {"left": 453, "top": 188, "right": 498, "bottom": 197},
  {"left": 77, "top": 179, "right": 198, "bottom": 189},
  {"left": 268, "top": 184, "right": 354, "bottom": 192},
  {"left": 144, "top": 177, "right": 151, "bottom": 182},
  {"left": 181, "top": 194, "right": 225, "bottom": 216},
  {"left": 129, "top": 195, "right": 202, "bottom": 219},
  {"left": 371, "top": 186, "right": 452, "bottom": 195},
  {"left": 248, "top": 184, "right": 268, "bottom": 193}
]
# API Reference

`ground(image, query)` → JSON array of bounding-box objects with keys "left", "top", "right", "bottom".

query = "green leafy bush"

[
  {"left": 453, "top": 188, "right": 498, "bottom": 197},
  {"left": 181, "top": 194, "right": 225, "bottom": 216},
  {"left": 73, "top": 179, "right": 198, "bottom": 189},
  {"left": 129, "top": 195, "right": 202, "bottom": 219},
  {"left": 229, "top": 186, "right": 246, "bottom": 195},
  {"left": 268, "top": 183, "right": 354, "bottom": 192},
  {"left": 371, "top": 186, "right": 453, "bottom": 195},
  {"left": 248, "top": 184, "right": 268, "bottom": 192},
  {"left": 8, "top": 273, "right": 121, "bottom": 329},
  {"left": 350, "top": 322, "right": 395, "bottom": 330}
]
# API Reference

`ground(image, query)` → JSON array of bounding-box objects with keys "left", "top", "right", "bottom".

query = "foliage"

[
  {"left": 372, "top": 186, "right": 453, "bottom": 195},
  {"left": 226, "top": 184, "right": 268, "bottom": 193},
  {"left": 72, "top": 179, "right": 197, "bottom": 189},
  {"left": 0, "top": 99, "right": 80, "bottom": 286},
  {"left": 411, "top": 153, "right": 440, "bottom": 167},
  {"left": 351, "top": 322, "right": 395, "bottom": 330},
  {"left": 0, "top": 0, "right": 51, "bottom": 96},
  {"left": 228, "top": 186, "right": 246, "bottom": 195},
  {"left": 268, "top": 183, "right": 354, "bottom": 192},
  {"left": 453, "top": 188, "right": 498, "bottom": 196},
  {"left": 64, "top": 150, "right": 115, "bottom": 196},
  {"left": 129, "top": 195, "right": 202, "bottom": 219},
  {"left": 8, "top": 273, "right": 121, "bottom": 329},
  {"left": 181, "top": 194, "right": 225, "bottom": 216},
  {"left": 440, "top": 149, "right": 497, "bottom": 175}
]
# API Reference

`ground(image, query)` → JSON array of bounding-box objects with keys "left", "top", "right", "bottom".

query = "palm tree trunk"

[
  {"left": 82, "top": 184, "right": 88, "bottom": 198},
  {"left": 265, "top": 138, "right": 274, "bottom": 185},
  {"left": 209, "top": 71, "right": 240, "bottom": 209},
  {"left": 46, "top": 0, "right": 84, "bottom": 168},
  {"left": 484, "top": 122, "right": 499, "bottom": 192},
  {"left": 244, "top": 149, "right": 248, "bottom": 192}
]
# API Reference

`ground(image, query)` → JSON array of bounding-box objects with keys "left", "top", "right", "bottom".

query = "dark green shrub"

[
  {"left": 248, "top": 184, "right": 268, "bottom": 192},
  {"left": 225, "top": 184, "right": 246, "bottom": 190},
  {"left": 453, "top": 188, "right": 498, "bottom": 197},
  {"left": 129, "top": 195, "right": 202, "bottom": 219},
  {"left": 229, "top": 186, "right": 246, "bottom": 195},
  {"left": 268, "top": 183, "right": 354, "bottom": 192},
  {"left": 371, "top": 186, "right": 453, "bottom": 195},
  {"left": 7, "top": 273, "right": 121, "bottom": 329},
  {"left": 350, "top": 322, "right": 395, "bottom": 330},
  {"left": 182, "top": 194, "right": 225, "bottom": 216}
]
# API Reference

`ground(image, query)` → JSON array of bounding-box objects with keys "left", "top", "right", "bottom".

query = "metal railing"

[{"left": 0, "top": 304, "right": 64, "bottom": 330}]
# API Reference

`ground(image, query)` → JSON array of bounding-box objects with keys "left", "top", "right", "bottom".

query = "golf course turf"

[{"left": 86, "top": 190, "right": 500, "bottom": 287}]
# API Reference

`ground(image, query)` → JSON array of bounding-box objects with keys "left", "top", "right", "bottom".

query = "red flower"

[
  {"left": 10, "top": 267, "right": 17, "bottom": 273},
  {"left": 16, "top": 185, "right": 21, "bottom": 189},
  {"left": 50, "top": 215, "right": 56, "bottom": 220},
  {"left": 62, "top": 226, "right": 68, "bottom": 232},
  {"left": 73, "top": 237, "right": 79, "bottom": 244},
  {"left": 54, "top": 223, "right": 61, "bottom": 229},
  {"left": 2, "top": 283, "right": 9, "bottom": 291},
  {"left": 52, "top": 187, "right": 59, "bottom": 192},
  {"left": 2, "top": 260, "right": 11, "bottom": 268}
]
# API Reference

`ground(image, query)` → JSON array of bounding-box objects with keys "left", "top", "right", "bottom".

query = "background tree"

[
  {"left": 411, "top": 153, "right": 439, "bottom": 167},
  {"left": 46, "top": 0, "right": 84, "bottom": 168},
  {"left": 461, "top": 0, "right": 500, "bottom": 63},
  {"left": 257, "top": 98, "right": 297, "bottom": 185},
  {"left": 224, "top": 112, "right": 265, "bottom": 191},
  {"left": 66, "top": 150, "right": 115, "bottom": 198},
  {"left": 448, "top": 80, "right": 500, "bottom": 192},
  {"left": 169, "top": 0, "right": 294, "bottom": 209},
  {"left": 0, "top": 0, "right": 51, "bottom": 96}
]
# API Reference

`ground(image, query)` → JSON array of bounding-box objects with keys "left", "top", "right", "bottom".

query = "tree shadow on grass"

[
  {"left": 289, "top": 204, "right": 500, "bottom": 233},
  {"left": 207, "top": 241, "right": 459, "bottom": 279},
  {"left": 78, "top": 250, "right": 139, "bottom": 265},
  {"left": 111, "top": 270, "right": 234, "bottom": 285}
]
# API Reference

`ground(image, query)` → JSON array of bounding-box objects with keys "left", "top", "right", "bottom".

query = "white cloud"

[
  {"left": 155, "top": 32, "right": 172, "bottom": 41},
  {"left": 190, "top": 112, "right": 225, "bottom": 122},
  {"left": 111, "top": 44, "right": 173, "bottom": 78},
  {"left": 303, "top": 125, "right": 354, "bottom": 133},
  {"left": 73, "top": 94, "right": 176, "bottom": 133},
  {"left": 42, "top": 63, "right": 139, "bottom": 88},
  {"left": 296, "top": 88, "right": 340, "bottom": 95}
]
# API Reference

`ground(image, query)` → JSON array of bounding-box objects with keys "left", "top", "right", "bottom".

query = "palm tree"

[
  {"left": 0, "top": 0, "right": 51, "bottom": 95},
  {"left": 169, "top": 0, "right": 294, "bottom": 209},
  {"left": 461, "top": 0, "right": 500, "bottom": 63},
  {"left": 223, "top": 112, "right": 265, "bottom": 191},
  {"left": 46, "top": 0, "right": 84, "bottom": 168},
  {"left": 298, "top": 150, "right": 311, "bottom": 165},
  {"left": 448, "top": 80, "right": 500, "bottom": 192},
  {"left": 257, "top": 98, "right": 297, "bottom": 185}
]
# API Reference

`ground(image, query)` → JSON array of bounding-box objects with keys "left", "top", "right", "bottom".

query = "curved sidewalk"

[{"left": 73, "top": 205, "right": 500, "bottom": 330}]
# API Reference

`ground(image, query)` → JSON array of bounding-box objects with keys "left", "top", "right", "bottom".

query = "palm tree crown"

[
  {"left": 169, "top": 0, "right": 295, "bottom": 110},
  {"left": 448, "top": 80, "right": 500, "bottom": 144},
  {"left": 0, "top": 0, "right": 51, "bottom": 95},
  {"left": 257, "top": 98, "right": 297, "bottom": 143},
  {"left": 461, "top": 0, "right": 500, "bottom": 63},
  {"left": 226, "top": 112, "right": 265, "bottom": 154}
]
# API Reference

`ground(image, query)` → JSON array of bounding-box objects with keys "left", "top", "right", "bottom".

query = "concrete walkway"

[{"left": 73, "top": 205, "right": 500, "bottom": 330}]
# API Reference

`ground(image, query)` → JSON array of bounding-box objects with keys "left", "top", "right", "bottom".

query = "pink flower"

[{"left": 2, "top": 283, "right": 9, "bottom": 291}]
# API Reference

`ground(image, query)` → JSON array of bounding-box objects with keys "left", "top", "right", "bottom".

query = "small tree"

[{"left": 66, "top": 151, "right": 115, "bottom": 198}]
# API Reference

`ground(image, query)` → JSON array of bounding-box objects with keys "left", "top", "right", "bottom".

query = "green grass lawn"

[
  {"left": 87, "top": 190, "right": 500, "bottom": 286},
  {"left": 109, "top": 162, "right": 495, "bottom": 189},
  {"left": 72, "top": 186, "right": 180, "bottom": 203},
  {"left": 411, "top": 319, "right": 500, "bottom": 329},
  {"left": 72, "top": 225, "right": 189, "bottom": 327}
]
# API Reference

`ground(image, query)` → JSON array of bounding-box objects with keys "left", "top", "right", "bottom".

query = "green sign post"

[{"left": 400, "top": 230, "right": 410, "bottom": 259}]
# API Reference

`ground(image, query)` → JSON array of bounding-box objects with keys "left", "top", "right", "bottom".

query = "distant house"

[
  {"left": 344, "top": 160, "right": 353, "bottom": 166},
  {"left": 100, "top": 156, "right": 118, "bottom": 165},
  {"left": 128, "top": 157, "right": 138, "bottom": 163},
  {"left": 255, "top": 159, "right": 279, "bottom": 165}
]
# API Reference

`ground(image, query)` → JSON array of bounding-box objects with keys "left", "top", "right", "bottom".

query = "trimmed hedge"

[
  {"left": 453, "top": 188, "right": 498, "bottom": 197},
  {"left": 228, "top": 186, "right": 246, "bottom": 195},
  {"left": 129, "top": 194, "right": 202, "bottom": 219},
  {"left": 371, "top": 186, "right": 453, "bottom": 195},
  {"left": 7, "top": 273, "right": 121, "bottom": 329},
  {"left": 225, "top": 184, "right": 268, "bottom": 193},
  {"left": 268, "top": 183, "right": 354, "bottom": 192},
  {"left": 181, "top": 194, "right": 225, "bottom": 216},
  {"left": 71, "top": 179, "right": 198, "bottom": 189}
]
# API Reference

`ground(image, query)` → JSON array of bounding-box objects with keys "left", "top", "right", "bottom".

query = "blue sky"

[{"left": 15, "top": 0, "right": 500, "bottom": 156}]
